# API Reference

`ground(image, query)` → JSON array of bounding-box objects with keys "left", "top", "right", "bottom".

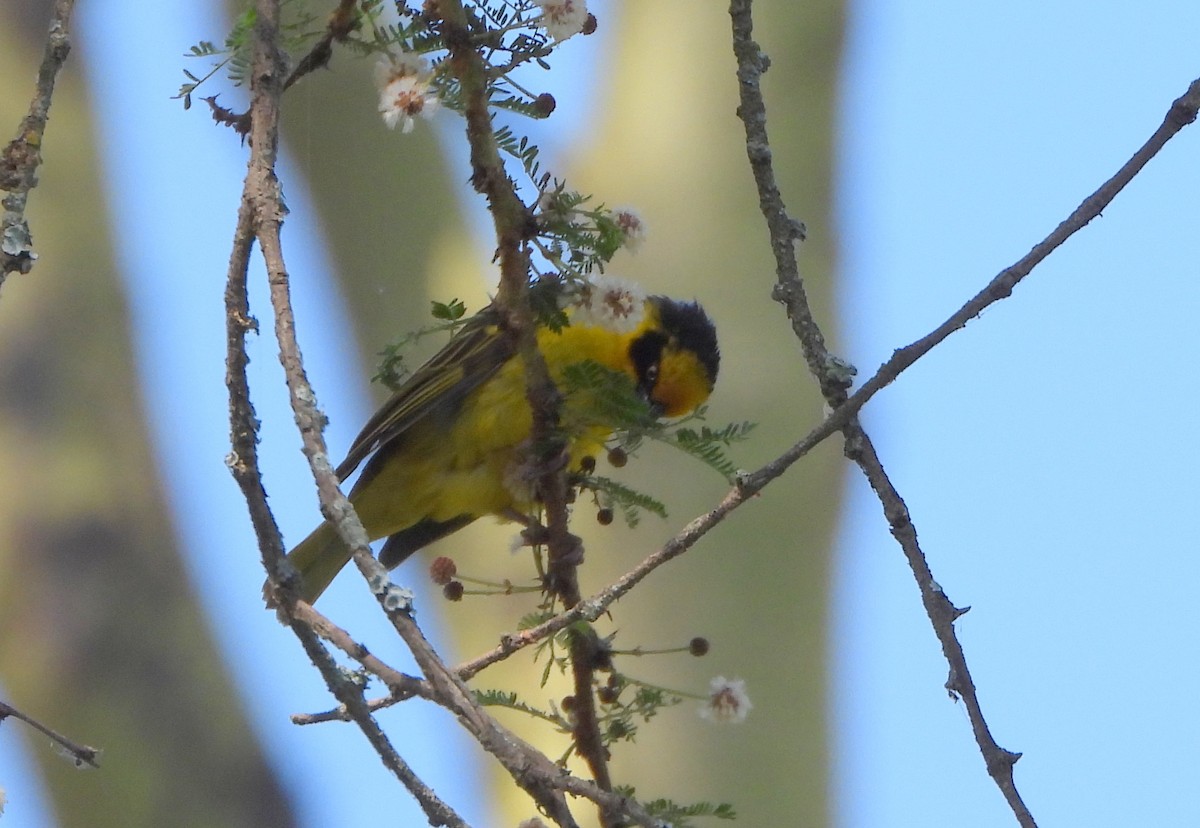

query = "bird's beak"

[{"left": 637, "top": 385, "right": 665, "bottom": 417}]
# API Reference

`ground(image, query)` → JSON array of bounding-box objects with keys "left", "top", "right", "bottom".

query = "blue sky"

[{"left": 2, "top": 2, "right": 1198, "bottom": 827}]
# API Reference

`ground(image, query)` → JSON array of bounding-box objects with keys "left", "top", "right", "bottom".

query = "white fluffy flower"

[
  {"left": 568, "top": 275, "right": 647, "bottom": 333},
  {"left": 699, "top": 676, "right": 752, "bottom": 724},
  {"left": 612, "top": 207, "right": 646, "bottom": 252},
  {"left": 534, "top": 0, "right": 588, "bottom": 41},
  {"left": 375, "top": 52, "right": 439, "bottom": 132}
]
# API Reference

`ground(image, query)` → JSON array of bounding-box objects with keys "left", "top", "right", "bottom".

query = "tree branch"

[
  {"left": 0, "top": 0, "right": 76, "bottom": 282},
  {"left": 0, "top": 700, "right": 99, "bottom": 769}
]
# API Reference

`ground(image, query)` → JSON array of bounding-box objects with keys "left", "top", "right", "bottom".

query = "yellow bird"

[{"left": 283, "top": 282, "right": 719, "bottom": 603}]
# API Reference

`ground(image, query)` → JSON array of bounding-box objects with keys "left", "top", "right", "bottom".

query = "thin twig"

[
  {"left": 225, "top": 3, "right": 470, "bottom": 826},
  {"left": 0, "top": 0, "right": 76, "bottom": 281},
  {"left": 294, "top": 614, "right": 465, "bottom": 827},
  {"left": 291, "top": 694, "right": 401, "bottom": 726},
  {"left": 729, "top": 0, "right": 1039, "bottom": 823},
  {"left": 0, "top": 700, "right": 99, "bottom": 769},
  {"left": 290, "top": 601, "right": 434, "bottom": 704}
]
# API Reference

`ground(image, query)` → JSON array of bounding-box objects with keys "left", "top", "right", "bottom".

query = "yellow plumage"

[{"left": 284, "top": 293, "right": 719, "bottom": 603}]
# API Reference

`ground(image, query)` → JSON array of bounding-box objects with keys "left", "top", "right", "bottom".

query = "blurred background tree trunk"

[{"left": 0, "top": 3, "right": 295, "bottom": 825}]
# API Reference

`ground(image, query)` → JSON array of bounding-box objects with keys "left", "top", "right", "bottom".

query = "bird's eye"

[{"left": 645, "top": 363, "right": 659, "bottom": 385}]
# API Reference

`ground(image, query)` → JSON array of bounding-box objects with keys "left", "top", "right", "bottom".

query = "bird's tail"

[
  {"left": 276, "top": 521, "right": 352, "bottom": 605},
  {"left": 270, "top": 514, "right": 477, "bottom": 605}
]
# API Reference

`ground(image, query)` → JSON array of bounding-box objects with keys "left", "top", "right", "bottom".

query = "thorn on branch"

[
  {"left": 986, "top": 747, "right": 1023, "bottom": 780},
  {"left": 203, "top": 95, "right": 251, "bottom": 139},
  {"left": 469, "top": 162, "right": 491, "bottom": 193},
  {"left": 927, "top": 579, "right": 969, "bottom": 623}
]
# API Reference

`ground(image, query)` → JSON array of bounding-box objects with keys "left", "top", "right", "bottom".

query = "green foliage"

[
  {"left": 553, "top": 359, "right": 757, "bottom": 525},
  {"left": 175, "top": 8, "right": 254, "bottom": 109},
  {"left": 516, "top": 608, "right": 556, "bottom": 631},
  {"left": 613, "top": 787, "right": 738, "bottom": 827},
  {"left": 644, "top": 798, "right": 738, "bottom": 825},
  {"left": 561, "top": 360, "right": 756, "bottom": 487},
  {"left": 526, "top": 618, "right": 582, "bottom": 688},
  {"left": 372, "top": 298, "right": 471, "bottom": 390},
  {"left": 670, "top": 420, "right": 758, "bottom": 483},
  {"left": 528, "top": 277, "right": 572, "bottom": 332},
  {"left": 533, "top": 183, "right": 642, "bottom": 279},
  {"left": 494, "top": 125, "right": 546, "bottom": 183},
  {"left": 474, "top": 688, "right": 570, "bottom": 731},
  {"left": 358, "top": 1, "right": 443, "bottom": 56},
  {"left": 560, "top": 360, "right": 659, "bottom": 432},
  {"left": 595, "top": 679, "right": 680, "bottom": 747},
  {"left": 430, "top": 297, "right": 467, "bottom": 322},
  {"left": 175, "top": 3, "right": 321, "bottom": 107},
  {"left": 581, "top": 476, "right": 667, "bottom": 528}
]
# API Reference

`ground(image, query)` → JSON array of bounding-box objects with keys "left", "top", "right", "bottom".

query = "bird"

[{"left": 281, "top": 279, "right": 720, "bottom": 604}]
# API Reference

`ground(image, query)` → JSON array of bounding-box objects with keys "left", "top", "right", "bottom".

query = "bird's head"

[{"left": 629, "top": 297, "right": 720, "bottom": 418}]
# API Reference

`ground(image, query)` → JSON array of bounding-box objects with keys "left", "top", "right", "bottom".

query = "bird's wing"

[{"left": 335, "top": 309, "right": 516, "bottom": 480}]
